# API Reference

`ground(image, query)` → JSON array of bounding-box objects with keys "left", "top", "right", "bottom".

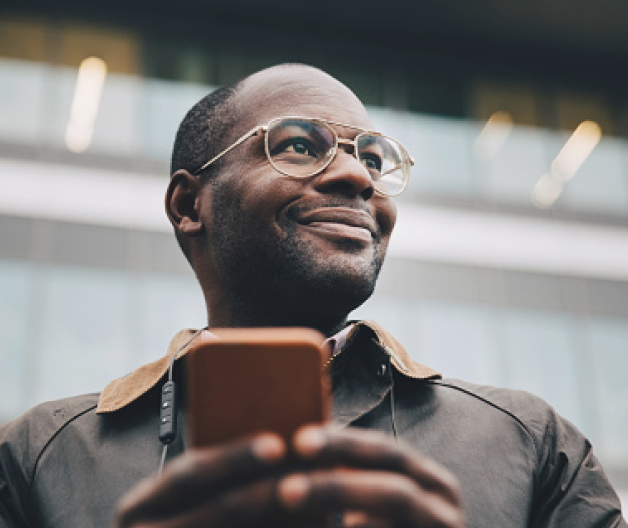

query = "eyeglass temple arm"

[
  {"left": 380, "top": 157, "right": 415, "bottom": 177},
  {"left": 194, "top": 125, "right": 266, "bottom": 175}
]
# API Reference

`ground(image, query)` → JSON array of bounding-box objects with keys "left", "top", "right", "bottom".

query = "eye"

[
  {"left": 360, "top": 153, "right": 382, "bottom": 173},
  {"left": 272, "top": 137, "right": 319, "bottom": 159}
]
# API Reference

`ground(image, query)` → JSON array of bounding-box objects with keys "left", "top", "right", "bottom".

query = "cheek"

[
  {"left": 219, "top": 184, "right": 296, "bottom": 245},
  {"left": 241, "top": 176, "right": 303, "bottom": 223},
  {"left": 216, "top": 141, "right": 304, "bottom": 218},
  {"left": 376, "top": 199, "right": 397, "bottom": 242}
]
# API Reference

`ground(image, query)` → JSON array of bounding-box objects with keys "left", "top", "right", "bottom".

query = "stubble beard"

[{"left": 209, "top": 192, "right": 385, "bottom": 326}]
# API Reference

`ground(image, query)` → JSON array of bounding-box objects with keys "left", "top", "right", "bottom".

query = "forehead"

[{"left": 232, "top": 67, "right": 373, "bottom": 135}]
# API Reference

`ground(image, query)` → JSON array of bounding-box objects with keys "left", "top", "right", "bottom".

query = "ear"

[{"left": 165, "top": 170, "right": 205, "bottom": 236}]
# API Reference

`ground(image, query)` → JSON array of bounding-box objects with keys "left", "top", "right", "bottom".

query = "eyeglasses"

[{"left": 193, "top": 116, "right": 414, "bottom": 197}]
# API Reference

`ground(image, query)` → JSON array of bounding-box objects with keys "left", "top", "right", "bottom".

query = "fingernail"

[
  {"left": 278, "top": 474, "right": 309, "bottom": 509},
  {"left": 252, "top": 435, "right": 285, "bottom": 462},
  {"left": 294, "top": 426, "right": 326, "bottom": 458}
]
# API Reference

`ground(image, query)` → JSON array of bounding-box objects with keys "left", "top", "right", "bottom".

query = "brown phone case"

[{"left": 185, "top": 327, "right": 330, "bottom": 448}]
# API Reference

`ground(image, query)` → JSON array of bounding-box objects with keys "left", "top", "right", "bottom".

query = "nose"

[{"left": 313, "top": 148, "right": 375, "bottom": 200}]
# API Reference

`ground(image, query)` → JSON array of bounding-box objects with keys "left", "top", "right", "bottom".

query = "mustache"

[{"left": 287, "top": 199, "right": 371, "bottom": 217}]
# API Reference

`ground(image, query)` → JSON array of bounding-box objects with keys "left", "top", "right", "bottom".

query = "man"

[{"left": 0, "top": 64, "right": 625, "bottom": 528}]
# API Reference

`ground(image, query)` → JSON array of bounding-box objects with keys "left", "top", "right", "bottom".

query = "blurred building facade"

[{"left": 1, "top": 0, "right": 627, "bottom": 503}]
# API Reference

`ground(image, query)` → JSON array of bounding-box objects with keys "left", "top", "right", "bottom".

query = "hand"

[
  {"left": 277, "top": 425, "right": 465, "bottom": 528},
  {"left": 113, "top": 427, "right": 464, "bottom": 528},
  {"left": 113, "top": 434, "right": 293, "bottom": 528}
]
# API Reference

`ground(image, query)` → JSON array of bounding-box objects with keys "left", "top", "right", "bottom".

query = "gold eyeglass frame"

[{"left": 192, "top": 116, "right": 414, "bottom": 197}]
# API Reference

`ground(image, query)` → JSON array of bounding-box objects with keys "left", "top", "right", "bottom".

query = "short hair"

[
  {"left": 169, "top": 79, "right": 243, "bottom": 264},
  {"left": 170, "top": 78, "right": 243, "bottom": 180}
]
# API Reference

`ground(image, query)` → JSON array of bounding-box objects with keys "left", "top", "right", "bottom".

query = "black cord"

[
  {"left": 158, "top": 327, "right": 208, "bottom": 474},
  {"left": 167, "top": 326, "right": 208, "bottom": 382},
  {"left": 390, "top": 381, "right": 398, "bottom": 440},
  {"left": 158, "top": 444, "right": 169, "bottom": 475}
]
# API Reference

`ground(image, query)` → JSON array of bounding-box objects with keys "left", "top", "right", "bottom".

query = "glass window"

[
  {"left": 502, "top": 310, "right": 584, "bottom": 431},
  {"left": 91, "top": 72, "right": 143, "bottom": 156},
  {"left": 412, "top": 301, "right": 498, "bottom": 385},
  {"left": 0, "top": 59, "right": 47, "bottom": 144},
  {"left": 404, "top": 112, "right": 475, "bottom": 197},
  {"left": 560, "top": 136, "right": 628, "bottom": 214},
  {"left": 130, "top": 272, "right": 206, "bottom": 368},
  {"left": 352, "top": 296, "right": 418, "bottom": 354},
  {"left": 143, "top": 78, "right": 213, "bottom": 160},
  {"left": 41, "top": 65, "right": 77, "bottom": 149},
  {"left": 0, "top": 260, "right": 34, "bottom": 422},
  {"left": 585, "top": 318, "right": 628, "bottom": 465},
  {"left": 367, "top": 107, "right": 476, "bottom": 198},
  {"left": 32, "top": 266, "right": 131, "bottom": 406},
  {"left": 42, "top": 65, "right": 143, "bottom": 155},
  {"left": 471, "top": 81, "right": 550, "bottom": 205},
  {"left": 474, "top": 124, "right": 550, "bottom": 203},
  {"left": 0, "top": 215, "right": 31, "bottom": 260},
  {"left": 354, "top": 298, "right": 498, "bottom": 385},
  {"left": 38, "top": 64, "right": 143, "bottom": 156}
]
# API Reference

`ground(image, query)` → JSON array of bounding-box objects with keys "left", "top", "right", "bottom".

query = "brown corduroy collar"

[{"left": 96, "top": 320, "right": 441, "bottom": 414}]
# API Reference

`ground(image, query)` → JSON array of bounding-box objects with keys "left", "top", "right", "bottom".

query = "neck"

[{"left": 206, "top": 295, "right": 349, "bottom": 338}]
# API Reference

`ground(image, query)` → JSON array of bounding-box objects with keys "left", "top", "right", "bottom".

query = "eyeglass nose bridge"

[
  {"left": 318, "top": 137, "right": 377, "bottom": 198},
  {"left": 335, "top": 136, "right": 359, "bottom": 159},
  {"left": 331, "top": 136, "right": 377, "bottom": 180}
]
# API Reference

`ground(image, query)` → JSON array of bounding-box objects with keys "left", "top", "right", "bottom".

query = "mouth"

[{"left": 295, "top": 207, "right": 378, "bottom": 242}]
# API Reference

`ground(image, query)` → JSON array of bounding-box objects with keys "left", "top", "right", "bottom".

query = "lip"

[{"left": 295, "top": 207, "right": 378, "bottom": 241}]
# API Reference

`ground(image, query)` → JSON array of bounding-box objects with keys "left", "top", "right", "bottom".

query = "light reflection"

[
  {"left": 532, "top": 173, "right": 563, "bottom": 209},
  {"left": 550, "top": 120, "right": 602, "bottom": 182},
  {"left": 65, "top": 57, "right": 107, "bottom": 153},
  {"left": 532, "top": 120, "right": 602, "bottom": 209},
  {"left": 473, "top": 111, "right": 514, "bottom": 161}
]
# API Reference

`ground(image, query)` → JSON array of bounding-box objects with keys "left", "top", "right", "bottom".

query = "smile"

[{"left": 295, "top": 207, "right": 377, "bottom": 242}]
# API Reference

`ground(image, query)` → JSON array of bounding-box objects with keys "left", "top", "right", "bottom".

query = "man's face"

[{"left": 199, "top": 68, "right": 397, "bottom": 323}]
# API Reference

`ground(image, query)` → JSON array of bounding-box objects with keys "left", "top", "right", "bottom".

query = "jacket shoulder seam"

[
  {"left": 29, "top": 403, "right": 98, "bottom": 488},
  {"left": 425, "top": 380, "right": 541, "bottom": 455}
]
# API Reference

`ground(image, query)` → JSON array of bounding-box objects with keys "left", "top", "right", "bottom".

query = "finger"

[
  {"left": 150, "top": 478, "right": 283, "bottom": 528},
  {"left": 278, "top": 469, "right": 465, "bottom": 528},
  {"left": 343, "top": 511, "right": 388, "bottom": 528},
  {"left": 115, "top": 434, "right": 285, "bottom": 526},
  {"left": 293, "top": 426, "right": 460, "bottom": 504}
]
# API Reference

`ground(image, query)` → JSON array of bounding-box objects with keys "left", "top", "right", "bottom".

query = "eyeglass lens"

[
  {"left": 266, "top": 118, "right": 335, "bottom": 176},
  {"left": 356, "top": 134, "right": 406, "bottom": 197},
  {"left": 265, "top": 118, "right": 408, "bottom": 196}
]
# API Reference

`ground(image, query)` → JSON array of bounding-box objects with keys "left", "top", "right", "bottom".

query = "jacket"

[{"left": 0, "top": 320, "right": 626, "bottom": 527}]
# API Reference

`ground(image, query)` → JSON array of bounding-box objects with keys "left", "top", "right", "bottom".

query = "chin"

[
  {"left": 296, "top": 255, "right": 381, "bottom": 311},
  {"left": 325, "top": 277, "right": 376, "bottom": 314}
]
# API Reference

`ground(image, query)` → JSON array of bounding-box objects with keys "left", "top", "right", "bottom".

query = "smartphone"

[{"left": 185, "top": 327, "right": 330, "bottom": 448}]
